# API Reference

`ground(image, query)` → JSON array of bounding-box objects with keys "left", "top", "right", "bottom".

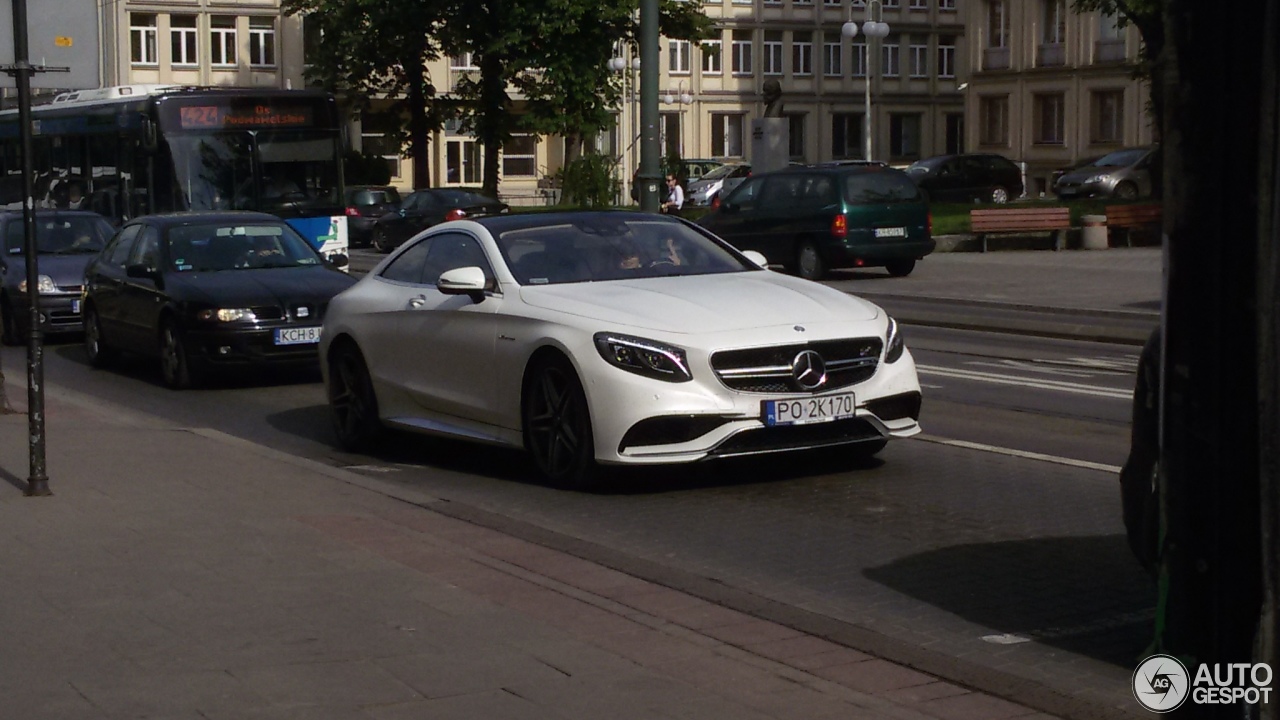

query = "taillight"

[
  {"left": 928, "top": 211, "right": 933, "bottom": 236},
  {"left": 831, "top": 213, "right": 848, "bottom": 239},
  {"left": 445, "top": 209, "right": 467, "bottom": 222},
  {"left": 711, "top": 196, "right": 721, "bottom": 209},
  {"left": 345, "top": 206, "right": 361, "bottom": 217}
]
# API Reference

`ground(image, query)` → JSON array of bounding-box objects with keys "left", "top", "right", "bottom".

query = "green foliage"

[
  {"left": 663, "top": 147, "right": 686, "bottom": 184},
  {"left": 342, "top": 151, "right": 392, "bottom": 186},
  {"left": 557, "top": 153, "right": 620, "bottom": 208}
]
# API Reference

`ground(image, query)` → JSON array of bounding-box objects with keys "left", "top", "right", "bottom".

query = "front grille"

[
  {"left": 252, "top": 306, "right": 284, "bottom": 321},
  {"left": 58, "top": 284, "right": 84, "bottom": 294},
  {"left": 709, "top": 418, "right": 881, "bottom": 458},
  {"left": 618, "top": 414, "right": 735, "bottom": 452},
  {"left": 710, "top": 338, "right": 882, "bottom": 394}
]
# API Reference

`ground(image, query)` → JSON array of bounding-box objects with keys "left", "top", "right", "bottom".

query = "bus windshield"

[{"left": 167, "top": 129, "right": 341, "bottom": 215}]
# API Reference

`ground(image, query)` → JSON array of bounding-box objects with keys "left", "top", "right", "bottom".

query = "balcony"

[
  {"left": 1037, "top": 43, "right": 1065, "bottom": 67},
  {"left": 1095, "top": 38, "right": 1127, "bottom": 63},
  {"left": 983, "top": 46, "right": 1010, "bottom": 70}
]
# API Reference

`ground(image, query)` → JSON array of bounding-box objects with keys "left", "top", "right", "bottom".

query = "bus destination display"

[{"left": 179, "top": 105, "right": 314, "bottom": 130}]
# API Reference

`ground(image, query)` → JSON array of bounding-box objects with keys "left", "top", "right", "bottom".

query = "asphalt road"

[{"left": 1, "top": 317, "right": 1154, "bottom": 719}]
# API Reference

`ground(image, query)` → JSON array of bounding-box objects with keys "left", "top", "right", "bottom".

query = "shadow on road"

[{"left": 864, "top": 534, "right": 1156, "bottom": 667}]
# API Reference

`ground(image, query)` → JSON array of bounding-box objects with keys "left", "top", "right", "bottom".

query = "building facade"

[{"left": 965, "top": 0, "right": 1153, "bottom": 197}]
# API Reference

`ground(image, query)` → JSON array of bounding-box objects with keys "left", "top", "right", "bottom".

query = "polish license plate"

[
  {"left": 874, "top": 227, "right": 906, "bottom": 238},
  {"left": 273, "top": 326, "right": 321, "bottom": 346},
  {"left": 71, "top": 299, "right": 80, "bottom": 313},
  {"left": 763, "top": 392, "right": 857, "bottom": 427}
]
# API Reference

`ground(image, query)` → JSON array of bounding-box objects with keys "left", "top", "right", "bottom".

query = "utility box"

[{"left": 751, "top": 119, "right": 789, "bottom": 175}]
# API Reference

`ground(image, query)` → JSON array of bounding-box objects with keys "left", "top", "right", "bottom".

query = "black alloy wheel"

[
  {"left": 159, "top": 319, "right": 202, "bottom": 389},
  {"left": 328, "top": 343, "right": 384, "bottom": 452},
  {"left": 1114, "top": 181, "right": 1139, "bottom": 201},
  {"left": 990, "top": 186, "right": 1010, "bottom": 204},
  {"left": 795, "top": 240, "right": 827, "bottom": 281},
  {"left": 523, "top": 356, "right": 599, "bottom": 491},
  {"left": 885, "top": 259, "right": 917, "bottom": 278},
  {"left": 0, "top": 297, "right": 20, "bottom": 346},
  {"left": 372, "top": 226, "right": 395, "bottom": 253},
  {"left": 83, "top": 306, "right": 117, "bottom": 367}
]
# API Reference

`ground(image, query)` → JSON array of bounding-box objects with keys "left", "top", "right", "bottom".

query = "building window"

[
  {"left": 792, "top": 32, "right": 813, "bottom": 76},
  {"left": 711, "top": 114, "right": 745, "bottom": 157},
  {"left": 661, "top": 112, "right": 682, "bottom": 156},
  {"left": 446, "top": 139, "right": 482, "bottom": 185},
  {"left": 733, "top": 0, "right": 752, "bottom": 5},
  {"left": 908, "top": 44, "right": 928, "bottom": 78},
  {"left": 1034, "top": 93, "right": 1066, "bottom": 144},
  {"left": 824, "top": 0, "right": 841, "bottom": 5},
  {"left": 669, "top": 40, "right": 691, "bottom": 74},
  {"left": 302, "top": 15, "right": 322, "bottom": 67},
  {"left": 170, "top": 15, "right": 197, "bottom": 67},
  {"left": 503, "top": 134, "right": 537, "bottom": 177},
  {"left": 1043, "top": 0, "right": 1067, "bottom": 43},
  {"left": 249, "top": 17, "right": 276, "bottom": 67},
  {"left": 822, "top": 34, "right": 842, "bottom": 76},
  {"left": 937, "top": 40, "right": 955, "bottom": 78},
  {"left": 831, "top": 112, "right": 865, "bottom": 159},
  {"left": 1092, "top": 90, "right": 1124, "bottom": 143},
  {"left": 450, "top": 53, "right": 476, "bottom": 69},
  {"left": 988, "top": 0, "right": 1008, "bottom": 47},
  {"left": 909, "top": 0, "right": 928, "bottom": 8},
  {"left": 883, "top": 0, "right": 900, "bottom": 7},
  {"left": 732, "top": 30, "right": 753, "bottom": 75},
  {"left": 1096, "top": 13, "right": 1126, "bottom": 62},
  {"left": 702, "top": 40, "right": 722, "bottom": 75},
  {"left": 787, "top": 114, "right": 806, "bottom": 160},
  {"left": 939, "top": 0, "right": 955, "bottom": 9},
  {"left": 851, "top": 41, "right": 867, "bottom": 77},
  {"left": 129, "top": 13, "right": 158, "bottom": 66},
  {"left": 889, "top": 114, "right": 921, "bottom": 158},
  {"left": 763, "top": 32, "right": 783, "bottom": 75},
  {"left": 210, "top": 16, "right": 237, "bottom": 67},
  {"left": 979, "top": 95, "right": 1009, "bottom": 145},
  {"left": 882, "top": 42, "right": 900, "bottom": 77},
  {"left": 795, "top": 0, "right": 813, "bottom": 6},
  {"left": 764, "top": 0, "right": 782, "bottom": 6},
  {"left": 361, "top": 112, "right": 402, "bottom": 180}
]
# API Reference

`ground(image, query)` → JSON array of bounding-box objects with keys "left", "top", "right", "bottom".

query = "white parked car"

[{"left": 320, "top": 212, "right": 922, "bottom": 489}]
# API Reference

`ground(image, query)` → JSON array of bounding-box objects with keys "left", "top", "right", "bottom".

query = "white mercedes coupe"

[{"left": 320, "top": 211, "right": 922, "bottom": 489}]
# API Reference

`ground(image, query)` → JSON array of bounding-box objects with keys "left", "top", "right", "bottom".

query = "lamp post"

[
  {"left": 608, "top": 53, "right": 642, "bottom": 203},
  {"left": 663, "top": 80, "right": 693, "bottom": 107},
  {"left": 843, "top": 1, "right": 890, "bottom": 162}
]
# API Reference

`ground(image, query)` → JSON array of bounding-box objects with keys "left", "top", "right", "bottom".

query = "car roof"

[
  {"left": 128, "top": 211, "right": 283, "bottom": 227},
  {"left": 767, "top": 162, "right": 906, "bottom": 177},
  {"left": 0, "top": 209, "right": 109, "bottom": 219},
  {"left": 475, "top": 210, "right": 683, "bottom": 234}
]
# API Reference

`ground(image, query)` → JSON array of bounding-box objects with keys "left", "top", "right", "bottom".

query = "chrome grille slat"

[{"left": 710, "top": 337, "right": 883, "bottom": 394}]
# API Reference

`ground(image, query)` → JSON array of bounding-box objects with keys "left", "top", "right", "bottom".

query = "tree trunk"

[
  {"left": 479, "top": 50, "right": 506, "bottom": 198},
  {"left": 406, "top": 52, "right": 431, "bottom": 189}
]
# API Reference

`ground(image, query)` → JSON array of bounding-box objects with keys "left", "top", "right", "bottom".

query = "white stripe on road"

[
  {"left": 914, "top": 434, "right": 1123, "bottom": 474},
  {"left": 915, "top": 364, "right": 1133, "bottom": 400}
]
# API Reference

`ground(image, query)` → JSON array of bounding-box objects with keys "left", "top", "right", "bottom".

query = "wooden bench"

[
  {"left": 970, "top": 207, "right": 1072, "bottom": 252},
  {"left": 1105, "top": 203, "right": 1162, "bottom": 247}
]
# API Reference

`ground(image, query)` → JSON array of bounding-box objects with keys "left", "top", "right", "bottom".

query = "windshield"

[
  {"left": 698, "top": 164, "right": 740, "bottom": 182},
  {"left": 907, "top": 157, "right": 948, "bottom": 175},
  {"left": 1094, "top": 149, "right": 1149, "bottom": 167},
  {"left": 348, "top": 188, "right": 400, "bottom": 206},
  {"left": 168, "top": 129, "right": 342, "bottom": 214},
  {"left": 5, "top": 215, "right": 115, "bottom": 255},
  {"left": 166, "top": 222, "right": 323, "bottom": 272},
  {"left": 432, "top": 189, "right": 495, "bottom": 207},
  {"left": 498, "top": 217, "right": 753, "bottom": 285}
]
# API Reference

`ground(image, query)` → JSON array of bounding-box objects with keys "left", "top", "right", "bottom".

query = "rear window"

[
  {"left": 843, "top": 171, "right": 922, "bottom": 204},
  {"left": 350, "top": 188, "right": 400, "bottom": 206}
]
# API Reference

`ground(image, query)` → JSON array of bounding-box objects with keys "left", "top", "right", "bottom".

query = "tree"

[
  {"left": 1070, "top": 0, "right": 1164, "bottom": 136},
  {"left": 281, "top": 0, "right": 447, "bottom": 188}
]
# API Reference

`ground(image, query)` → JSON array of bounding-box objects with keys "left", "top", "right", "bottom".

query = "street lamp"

[
  {"left": 609, "top": 53, "right": 642, "bottom": 203},
  {"left": 663, "top": 80, "right": 693, "bottom": 106},
  {"left": 843, "top": 1, "right": 891, "bottom": 162}
]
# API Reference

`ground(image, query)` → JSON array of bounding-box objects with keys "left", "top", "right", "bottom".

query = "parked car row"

[
  {"left": 903, "top": 147, "right": 1158, "bottom": 204},
  {"left": 344, "top": 185, "right": 510, "bottom": 252}
]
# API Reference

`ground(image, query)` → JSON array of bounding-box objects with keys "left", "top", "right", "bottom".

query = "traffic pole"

[{"left": 637, "top": 0, "right": 660, "bottom": 213}]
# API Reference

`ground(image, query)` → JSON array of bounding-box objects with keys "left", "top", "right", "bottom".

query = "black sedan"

[
  {"left": 0, "top": 210, "right": 115, "bottom": 345},
  {"left": 82, "top": 212, "right": 358, "bottom": 389},
  {"left": 370, "top": 188, "right": 508, "bottom": 252}
]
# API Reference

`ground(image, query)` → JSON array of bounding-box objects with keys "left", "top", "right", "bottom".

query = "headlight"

[
  {"left": 885, "top": 316, "right": 905, "bottom": 364},
  {"left": 593, "top": 332, "right": 692, "bottom": 383},
  {"left": 196, "top": 308, "right": 257, "bottom": 322},
  {"left": 17, "top": 275, "right": 56, "bottom": 294},
  {"left": 1085, "top": 174, "right": 1106, "bottom": 184}
]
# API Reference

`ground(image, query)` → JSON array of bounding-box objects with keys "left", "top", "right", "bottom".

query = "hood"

[
  {"left": 2, "top": 252, "right": 96, "bottom": 288},
  {"left": 165, "top": 266, "right": 357, "bottom": 308},
  {"left": 1058, "top": 166, "right": 1120, "bottom": 184},
  {"left": 519, "top": 271, "right": 879, "bottom": 334}
]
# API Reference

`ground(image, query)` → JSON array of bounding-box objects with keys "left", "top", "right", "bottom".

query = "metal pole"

[
  {"left": 638, "top": 0, "right": 661, "bottom": 213},
  {"left": 864, "top": 41, "right": 872, "bottom": 161},
  {"left": 12, "top": 0, "right": 49, "bottom": 496}
]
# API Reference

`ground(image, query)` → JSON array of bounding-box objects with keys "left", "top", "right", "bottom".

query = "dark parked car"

[
  {"left": 697, "top": 164, "right": 935, "bottom": 280},
  {"left": 1053, "top": 146, "right": 1159, "bottom": 200},
  {"left": 906, "top": 153, "right": 1025, "bottom": 204},
  {"left": 0, "top": 210, "right": 115, "bottom": 345},
  {"left": 81, "top": 212, "right": 357, "bottom": 389},
  {"left": 370, "top": 188, "right": 509, "bottom": 253},
  {"left": 344, "top": 185, "right": 402, "bottom": 248}
]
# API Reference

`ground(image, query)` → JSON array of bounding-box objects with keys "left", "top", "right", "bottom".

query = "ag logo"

[{"left": 1133, "top": 654, "right": 1190, "bottom": 712}]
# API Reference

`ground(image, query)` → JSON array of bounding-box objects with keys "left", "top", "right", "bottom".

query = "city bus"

[{"left": 0, "top": 85, "right": 349, "bottom": 261}]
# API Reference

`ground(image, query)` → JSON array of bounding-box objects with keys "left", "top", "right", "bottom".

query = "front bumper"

[
  {"left": 1054, "top": 179, "right": 1114, "bottom": 198},
  {"left": 12, "top": 292, "right": 83, "bottom": 335},
  {"left": 583, "top": 341, "right": 923, "bottom": 465},
  {"left": 184, "top": 324, "right": 324, "bottom": 367},
  {"left": 827, "top": 239, "right": 937, "bottom": 267}
]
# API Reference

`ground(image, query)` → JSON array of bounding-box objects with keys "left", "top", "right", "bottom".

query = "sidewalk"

[{"left": 0, "top": 388, "right": 1061, "bottom": 720}]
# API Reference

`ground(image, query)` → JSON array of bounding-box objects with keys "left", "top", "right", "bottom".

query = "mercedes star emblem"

[{"left": 791, "top": 350, "right": 827, "bottom": 390}]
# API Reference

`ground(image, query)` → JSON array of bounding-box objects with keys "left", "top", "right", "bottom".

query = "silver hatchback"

[{"left": 1053, "top": 147, "right": 1158, "bottom": 200}]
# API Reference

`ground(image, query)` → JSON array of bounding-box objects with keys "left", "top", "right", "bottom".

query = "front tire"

[
  {"left": 795, "top": 241, "right": 827, "bottom": 281},
  {"left": 372, "top": 226, "right": 395, "bottom": 253},
  {"left": 1114, "top": 181, "right": 1139, "bottom": 200},
  {"left": 159, "top": 319, "right": 203, "bottom": 389},
  {"left": 885, "top": 259, "right": 917, "bottom": 277},
  {"left": 990, "top": 186, "right": 1010, "bottom": 204},
  {"left": 523, "top": 355, "right": 599, "bottom": 491},
  {"left": 83, "top": 306, "right": 117, "bottom": 367},
  {"left": 328, "top": 342, "right": 384, "bottom": 452}
]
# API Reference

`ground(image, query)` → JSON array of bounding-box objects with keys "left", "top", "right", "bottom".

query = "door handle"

[{"left": 407, "top": 295, "right": 427, "bottom": 309}]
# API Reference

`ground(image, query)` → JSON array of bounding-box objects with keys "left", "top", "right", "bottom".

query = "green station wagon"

[{"left": 697, "top": 163, "right": 935, "bottom": 280}]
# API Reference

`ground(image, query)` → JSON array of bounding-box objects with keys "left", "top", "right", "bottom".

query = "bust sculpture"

[{"left": 762, "top": 80, "right": 784, "bottom": 118}]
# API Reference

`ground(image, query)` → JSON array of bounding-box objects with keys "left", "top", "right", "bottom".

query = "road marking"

[
  {"left": 982, "top": 633, "right": 1032, "bottom": 645},
  {"left": 966, "top": 359, "right": 1100, "bottom": 378},
  {"left": 914, "top": 435, "right": 1123, "bottom": 474},
  {"left": 916, "top": 363, "right": 1132, "bottom": 400}
]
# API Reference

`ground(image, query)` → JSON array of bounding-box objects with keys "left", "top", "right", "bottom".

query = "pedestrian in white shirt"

[{"left": 662, "top": 175, "right": 684, "bottom": 215}]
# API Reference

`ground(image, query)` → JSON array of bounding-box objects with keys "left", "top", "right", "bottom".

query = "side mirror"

[
  {"left": 125, "top": 263, "right": 157, "bottom": 279},
  {"left": 437, "top": 266, "right": 487, "bottom": 302},
  {"left": 741, "top": 250, "right": 769, "bottom": 269},
  {"left": 327, "top": 252, "right": 349, "bottom": 268}
]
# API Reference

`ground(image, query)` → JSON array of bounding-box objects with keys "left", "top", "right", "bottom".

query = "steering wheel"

[{"left": 648, "top": 258, "right": 676, "bottom": 268}]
